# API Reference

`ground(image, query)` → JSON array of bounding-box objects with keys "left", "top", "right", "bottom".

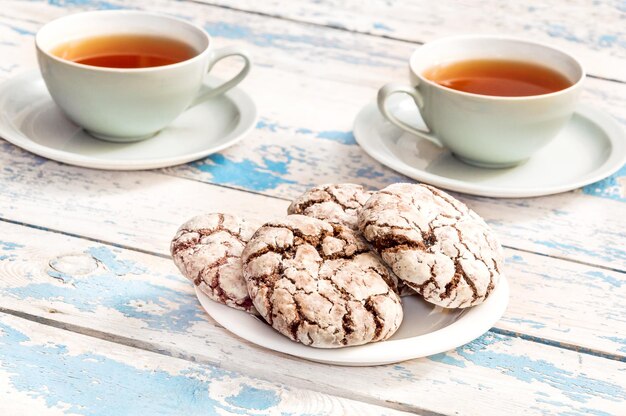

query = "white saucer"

[
  {"left": 195, "top": 276, "right": 509, "bottom": 366},
  {"left": 0, "top": 71, "right": 257, "bottom": 170},
  {"left": 354, "top": 97, "right": 626, "bottom": 198}
]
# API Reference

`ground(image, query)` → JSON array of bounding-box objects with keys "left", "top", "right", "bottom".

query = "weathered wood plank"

[
  {"left": 198, "top": 0, "right": 626, "bottom": 82},
  {"left": 0, "top": 0, "right": 624, "bottom": 206},
  {"left": 0, "top": 211, "right": 626, "bottom": 358},
  {"left": 0, "top": 130, "right": 623, "bottom": 277},
  {"left": 0, "top": 220, "right": 624, "bottom": 416},
  {"left": 0, "top": 145, "right": 624, "bottom": 355},
  {"left": 0, "top": 313, "right": 413, "bottom": 416},
  {"left": 0, "top": 2, "right": 623, "bottom": 415},
  {"left": 0, "top": 0, "right": 624, "bottom": 270}
]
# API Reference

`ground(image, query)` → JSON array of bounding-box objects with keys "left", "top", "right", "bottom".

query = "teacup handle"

[
  {"left": 377, "top": 83, "right": 443, "bottom": 147},
  {"left": 189, "top": 46, "right": 252, "bottom": 108}
]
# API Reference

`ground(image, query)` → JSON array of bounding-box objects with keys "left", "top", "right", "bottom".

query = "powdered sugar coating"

[
  {"left": 289, "top": 183, "right": 415, "bottom": 296},
  {"left": 242, "top": 215, "right": 403, "bottom": 348},
  {"left": 171, "top": 213, "right": 257, "bottom": 313},
  {"left": 359, "top": 183, "right": 504, "bottom": 308},
  {"left": 288, "top": 183, "right": 373, "bottom": 230}
]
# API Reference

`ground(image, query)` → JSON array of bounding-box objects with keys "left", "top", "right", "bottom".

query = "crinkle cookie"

[
  {"left": 358, "top": 183, "right": 504, "bottom": 308},
  {"left": 288, "top": 183, "right": 414, "bottom": 297},
  {"left": 171, "top": 213, "right": 257, "bottom": 313},
  {"left": 287, "top": 183, "right": 373, "bottom": 230},
  {"left": 242, "top": 215, "right": 403, "bottom": 348}
]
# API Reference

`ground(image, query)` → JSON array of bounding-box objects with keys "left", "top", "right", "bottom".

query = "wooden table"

[{"left": 0, "top": 1, "right": 624, "bottom": 415}]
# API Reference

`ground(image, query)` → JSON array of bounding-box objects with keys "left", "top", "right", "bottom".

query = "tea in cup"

[
  {"left": 36, "top": 10, "right": 251, "bottom": 142},
  {"left": 378, "top": 35, "right": 585, "bottom": 168}
]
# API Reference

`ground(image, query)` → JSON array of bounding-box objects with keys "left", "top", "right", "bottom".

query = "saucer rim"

[
  {"left": 353, "top": 100, "right": 626, "bottom": 198},
  {"left": 194, "top": 276, "right": 509, "bottom": 367},
  {"left": 0, "top": 70, "right": 258, "bottom": 171}
]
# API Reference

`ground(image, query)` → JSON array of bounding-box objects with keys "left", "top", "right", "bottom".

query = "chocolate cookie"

[
  {"left": 358, "top": 183, "right": 504, "bottom": 308},
  {"left": 289, "top": 183, "right": 415, "bottom": 297},
  {"left": 287, "top": 183, "right": 373, "bottom": 230},
  {"left": 171, "top": 213, "right": 257, "bottom": 313},
  {"left": 242, "top": 215, "right": 403, "bottom": 348}
]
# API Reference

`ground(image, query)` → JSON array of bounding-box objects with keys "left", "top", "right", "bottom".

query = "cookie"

[
  {"left": 287, "top": 183, "right": 373, "bottom": 230},
  {"left": 242, "top": 215, "right": 403, "bottom": 348},
  {"left": 289, "top": 183, "right": 416, "bottom": 297},
  {"left": 358, "top": 183, "right": 504, "bottom": 308},
  {"left": 170, "top": 213, "right": 257, "bottom": 313}
]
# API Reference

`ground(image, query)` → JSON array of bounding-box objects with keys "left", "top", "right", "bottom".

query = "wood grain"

[
  {"left": 0, "top": 147, "right": 625, "bottom": 358},
  {"left": 0, "top": 220, "right": 624, "bottom": 416},
  {"left": 0, "top": 1, "right": 624, "bottom": 414},
  {"left": 0, "top": 313, "right": 413, "bottom": 416},
  {"left": 197, "top": 0, "right": 626, "bottom": 82},
  {"left": 0, "top": 0, "right": 623, "bottom": 271},
  {"left": 1, "top": 134, "right": 624, "bottom": 273}
]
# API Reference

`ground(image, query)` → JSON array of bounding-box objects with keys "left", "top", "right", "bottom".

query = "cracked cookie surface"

[
  {"left": 358, "top": 183, "right": 504, "bottom": 308},
  {"left": 242, "top": 215, "right": 403, "bottom": 348},
  {"left": 171, "top": 213, "right": 257, "bottom": 313},
  {"left": 289, "top": 183, "right": 414, "bottom": 297},
  {"left": 288, "top": 183, "right": 373, "bottom": 230}
]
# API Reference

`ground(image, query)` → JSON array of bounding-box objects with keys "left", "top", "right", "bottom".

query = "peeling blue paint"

[
  {"left": 256, "top": 120, "right": 284, "bottom": 132},
  {"left": 502, "top": 317, "right": 547, "bottom": 330},
  {"left": 260, "top": 121, "right": 356, "bottom": 146},
  {"left": 0, "top": 240, "right": 24, "bottom": 251},
  {"left": 87, "top": 246, "right": 147, "bottom": 276},
  {"left": 507, "top": 254, "right": 526, "bottom": 263},
  {"left": 192, "top": 154, "right": 297, "bottom": 191},
  {"left": 7, "top": 246, "right": 204, "bottom": 332},
  {"left": 354, "top": 166, "right": 384, "bottom": 180},
  {"left": 315, "top": 130, "right": 356, "bottom": 145},
  {"left": 0, "top": 241, "right": 24, "bottom": 261},
  {"left": 48, "top": 0, "right": 124, "bottom": 10},
  {"left": 372, "top": 22, "right": 393, "bottom": 32},
  {"left": 0, "top": 321, "right": 287, "bottom": 415},
  {"left": 3, "top": 25, "right": 35, "bottom": 36},
  {"left": 390, "top": 364, "right": 417, "bottom": 382},
  {"left": 533, "top": 239, "right": 625, "bottom": 263},
  {"left": 546, "top": 24, "right": 582, "bottom": 43},
  {"left": 203, "top": 22, "right": 396, "bottom": 67},
  {"left": 582, "top": 164, "right": 626, "bottom": 202},
  {"left": 584, "top": 270, "right": 624, "bottom": 288},
  {"left": 427, "top": 352, "right": 466, "bottom": 367},
  {"left": 454, "top": 333, "right": 624, "bottom": 404},
  {"left": 225, "top": 385, "right": 280, "bottom": 411},
  {"left": 597, "top": 34, "right": 618, "bottom": 48},
  {"left": 354, "top": 166, "right": 410, "bottom": 183},
  {"left": 537, "top": 398, "right": 566, "bottom": 408},
  {"left": 560, "top": 409, "right": 613, "bottom": 416}
]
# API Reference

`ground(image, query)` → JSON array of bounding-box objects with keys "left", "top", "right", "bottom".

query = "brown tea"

[
  {"left": 51, "top": 34, "right": 197, "bottom": 68},
  {"left": 423, "top": 59, "right": 572, "bottom": 97}
]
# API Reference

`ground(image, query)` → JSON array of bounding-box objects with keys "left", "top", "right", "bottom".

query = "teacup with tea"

[
  {"left": 36, "top": 10, "right": 251, "bottom": 142},
  {"left": 378, "top": 35, "right": 585, "bottom": 168}
]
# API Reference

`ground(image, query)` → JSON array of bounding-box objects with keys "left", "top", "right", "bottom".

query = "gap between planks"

[
  {"left": 1, "top": 215, "right": 625, "bottom": 365},
  {"left": 2, "top": 211, "right": 623, "bottom": 278},
  {"left": 185, "top": 0, "right": 626, "bottom": 86},
  {"left": 0, "top": 308, "right": 446, "bottom": 416},
  {"left": 489, "top": 328, "right": 626, "bottom": 363}
]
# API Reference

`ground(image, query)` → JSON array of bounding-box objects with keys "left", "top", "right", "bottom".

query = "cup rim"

[
  {"left": 410, "top": 34, "right": 586, "bottom": 100},
  {"left": 35, "top": 10, "right": 211, "bottom": 73}
]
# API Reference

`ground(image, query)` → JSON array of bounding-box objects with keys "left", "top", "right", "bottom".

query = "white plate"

[
  {"left": 195, "top": 276, "right": 509, "bottom": 366},
  {"left": 0, "top": 70, "right": 257, "bottom": 170},
  {"left": 354, "top": 97, "right": 626, "bottom": 198}
]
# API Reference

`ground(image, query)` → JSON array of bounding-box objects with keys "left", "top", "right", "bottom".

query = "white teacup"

[
  {"left": 36, "top": 10, "right": 251, "bottom": 142},
  {"left": 378, "top": 35, "right": 585, "bottom": 168}
]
